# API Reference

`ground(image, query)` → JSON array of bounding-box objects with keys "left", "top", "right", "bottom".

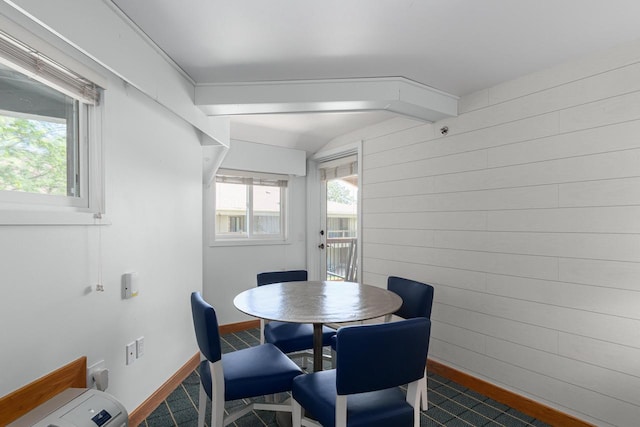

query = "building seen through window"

[{"left": 214, "top": 172, "right": 286, "bottom": 241}]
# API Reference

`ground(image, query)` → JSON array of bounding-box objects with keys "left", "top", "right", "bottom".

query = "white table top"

[{"left": 233, "top": 281, "right": 402, "bottom": 324}]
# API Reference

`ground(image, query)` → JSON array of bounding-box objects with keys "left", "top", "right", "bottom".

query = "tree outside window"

[{"left": 0, "top": 115, "right": 70, "bottom": 196}]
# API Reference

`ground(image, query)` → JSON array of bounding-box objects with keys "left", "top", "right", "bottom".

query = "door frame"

[{"left": 306, "top": 141, "right": 363, "bottom": 282}]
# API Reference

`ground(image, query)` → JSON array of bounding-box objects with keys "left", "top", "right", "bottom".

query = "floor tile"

[
  {"left": 458, "top": 409, "right": 492, "bottom": 426},
  {"left": 465, "top": 389, "right": 489, "bottom": 403},
  {"left": 434, "top": 383, "right": 464, "bottom": 399},
  {"left": 494, "top": 412, "right": 530, "bottom": 426},
  {"left": 420, "top": 413, "right": 445, "bottom": 426},
  {"left": 428, "top": 389, "right": 451, "bottom": 406},
  {"left": 471, "top": 401, "right": 504, "bottom": 420},
  {"left": 439, "top": 399, "right": 468, "bottom": 416},
  {"left": 451, "top": 392, "right": 483, "bottom": 409},
  {"left": 170, "top": 407, "right": 199, "bottom": 427},
  {"left": 145, "top": 401, "right": 175, "bottom": 427},
  {"left": 166, "top": 389, "right": 194, "bottom": 413},
  {"left": 483, "top": 398, "right": 510, "bottom": 412},
  {"left": 446, "top": 417, "right": 475, "bottom": 427},
  {"left": 425, "top": 405, "right": 457, "bottom": 424},
  {"left": 505, "top": 407, "right": 535, "bottom": 424},
  {"left": 183, "top": 382, "right": 201, "bottom": 405},
  {"left": 447, "top": 382, "right": 468, "bottom": 393}
]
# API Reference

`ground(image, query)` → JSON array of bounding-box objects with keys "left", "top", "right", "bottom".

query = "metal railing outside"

[{"left": 326, "top": 237, "right": 357, "bottom": 281}]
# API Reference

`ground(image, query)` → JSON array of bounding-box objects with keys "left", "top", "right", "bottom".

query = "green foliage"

[
  {"left": 327, "top": 180, "right": 356, "bottom": 204},
  {"left": 0, "top": 115, "right": 68, "bottom": 196}
]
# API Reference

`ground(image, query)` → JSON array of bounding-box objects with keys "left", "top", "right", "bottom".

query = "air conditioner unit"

[{"left": 8, "top": 388, "right": 128, "bottom": 427}]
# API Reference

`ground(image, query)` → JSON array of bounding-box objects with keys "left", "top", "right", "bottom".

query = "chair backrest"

[
  {"left": 257, "top": 269, "right": 308, "bottom": 286},
  {"left": 335, "top": 318, "right": 431, "bottom": 395},
  {"left": 388, "top": 276, "right": 434, "bottom": 319},
  {"left": 191, "top": 292, "right": 222, "bottom": 363}
]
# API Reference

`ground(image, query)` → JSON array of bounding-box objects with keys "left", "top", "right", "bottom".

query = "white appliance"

[{"left": 8, "top": 388, "right": 128, "bottom": 427}]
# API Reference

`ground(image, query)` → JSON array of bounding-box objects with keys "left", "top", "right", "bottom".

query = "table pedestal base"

[{"left": 313, "top": 323, "right": 323, "bottom": 372}]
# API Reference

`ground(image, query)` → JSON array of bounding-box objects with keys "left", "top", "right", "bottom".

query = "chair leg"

[
  {"left": 335, "top": 395, "right": 347, "bottom": 427},
  {"left": 331, "top": 348, "right": 336, "bottom": 369},
  {"left": 420, "top": 371, "right": 428, "bottom": 410},
  {"left": 292, "top": 399, "right": 302, "bottom": 427},
  {"left": 405, "top": 380, "right": 422, "bottom": 427},
  {"left": 197, "top": 384, "right": 207, "bottom": 427},
  {"left": 210, "top": 361, "right": 226, "bottom": 427}
]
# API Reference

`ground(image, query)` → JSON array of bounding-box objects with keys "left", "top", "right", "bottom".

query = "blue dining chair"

[
  {"left": 257, "top": 270, "right": 336, "bottom": 368},
  {"left": 331, "top": 276, "right": 434, "bottom": 409},
  {"left": 190, "top": 292, "right": 303, "bottom": 427},
  {"left": 292, "top": 318, "right": 431, "bottom": 427},
  {"left": 386, "top": 276, "right": 434, "bottom": 321},
  {"left": 387, "top": 276, "right": 434, "bottom": 410}
]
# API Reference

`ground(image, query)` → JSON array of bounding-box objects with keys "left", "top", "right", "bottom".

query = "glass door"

[{"left": 319, "top": 156, "right": 358, "bottom": 282}]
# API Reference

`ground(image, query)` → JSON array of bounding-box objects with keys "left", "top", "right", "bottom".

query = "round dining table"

[{"left": 233, "top": 280, "right": 402, "bottom": 372}]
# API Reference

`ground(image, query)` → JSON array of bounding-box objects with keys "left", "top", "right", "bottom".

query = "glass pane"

[
  {"left": 326, "top": 177, "right": 358, "bottom": 281},
  {"left": 216, "top": 182, "right": 248, "bottom": 236},
  {"left": 253, "top": 185, "right": 280, "bottom": 235},
  {"left": 0, "top": 63, "right": 78, "bottom": 197}
]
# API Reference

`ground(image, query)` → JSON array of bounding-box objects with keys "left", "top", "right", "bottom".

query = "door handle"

[{"left": 318, "top": 243, "right": 325, "bottom": 249}]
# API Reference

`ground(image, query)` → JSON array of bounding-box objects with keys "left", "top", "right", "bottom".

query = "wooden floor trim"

[
  {"left": 129, "top": 353, "right": 200, "bottom": 427},
  {"left": 219, "top": 319, "right": 260, "bottom": 334},
  {"left": 0, "top": 357, "right": 87, "bottom": 426},
  {"left": 427, "top": 359, "right": 594, "bottom": 427}
]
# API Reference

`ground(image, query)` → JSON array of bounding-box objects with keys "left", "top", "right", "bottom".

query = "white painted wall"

[
  {"left": 0, "top": 73, "right": 203, "bottom": 413},
  {"left": 0, "top": 11, "right": 202, "bottom": 417},
  {"left": 358, "top": 39, "right": 640, "bottom": 426}
]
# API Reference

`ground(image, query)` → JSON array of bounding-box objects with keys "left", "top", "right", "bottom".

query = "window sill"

[
  {"left": 0, "top": 210, "right": 111, "bottom": 226},
  {"left": 209, "top": 238, "right": 290, "bottom": 247}
]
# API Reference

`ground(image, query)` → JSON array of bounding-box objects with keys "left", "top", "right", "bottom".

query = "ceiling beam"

[{"left": 195, "top": 77, "right": 458, "bottom": 122}]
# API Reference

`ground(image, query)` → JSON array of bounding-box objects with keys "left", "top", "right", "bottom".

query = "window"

[
  {"left": 0, "top": 29, "right": 103, "bottom": 221},
  {"left": 214, "top": 170, "right": 288, "bottom": 242}
]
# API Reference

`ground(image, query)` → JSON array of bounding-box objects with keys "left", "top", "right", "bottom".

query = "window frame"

[
  {"left": 210, "top": 169, "right": 289, "bottom": 246},
  {"left": 0, "top": 27, "right": 105, "bottom": 225}
]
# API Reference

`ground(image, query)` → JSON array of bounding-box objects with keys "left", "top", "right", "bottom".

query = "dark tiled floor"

[{"left": 141, "top": 328, "right": 550, "bottom": 427}]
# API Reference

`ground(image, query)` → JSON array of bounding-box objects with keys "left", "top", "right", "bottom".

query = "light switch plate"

[{"left": 136, "top": 336, "right": 144, "bottom": 358}]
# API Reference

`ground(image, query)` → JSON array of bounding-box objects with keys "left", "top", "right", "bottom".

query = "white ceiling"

[
  {"left": 111, "top": 0, "right": 640, "bottom": 154},
  {"left": 229, "top": 111, "right": 397, "bottom": 152}
]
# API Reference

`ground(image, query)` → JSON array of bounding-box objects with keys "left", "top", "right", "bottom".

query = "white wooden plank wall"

[{"left": 361, "top": 40, "right": 640, "bottom": 427}]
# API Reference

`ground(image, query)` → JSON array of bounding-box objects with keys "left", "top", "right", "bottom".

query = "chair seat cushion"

[
  {"left": 292, "top": 370, "right": 414, "bottom": 427},
  {"left": 200, "top": 343, "right": 303, "bottom": 402},
  {"left": 264, "top": 322, "right": 336, "bottom": 354}
]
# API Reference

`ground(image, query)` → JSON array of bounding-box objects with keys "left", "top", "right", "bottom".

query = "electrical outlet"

[
  {"left": 126, "top": 342, "right": 136, "bottom": 365},
  {"left": 136, "top": 336, "right": 144, "bottom": 358},
  {"left": 87, "top": 360, "right": 106, "bottom": 387}
]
